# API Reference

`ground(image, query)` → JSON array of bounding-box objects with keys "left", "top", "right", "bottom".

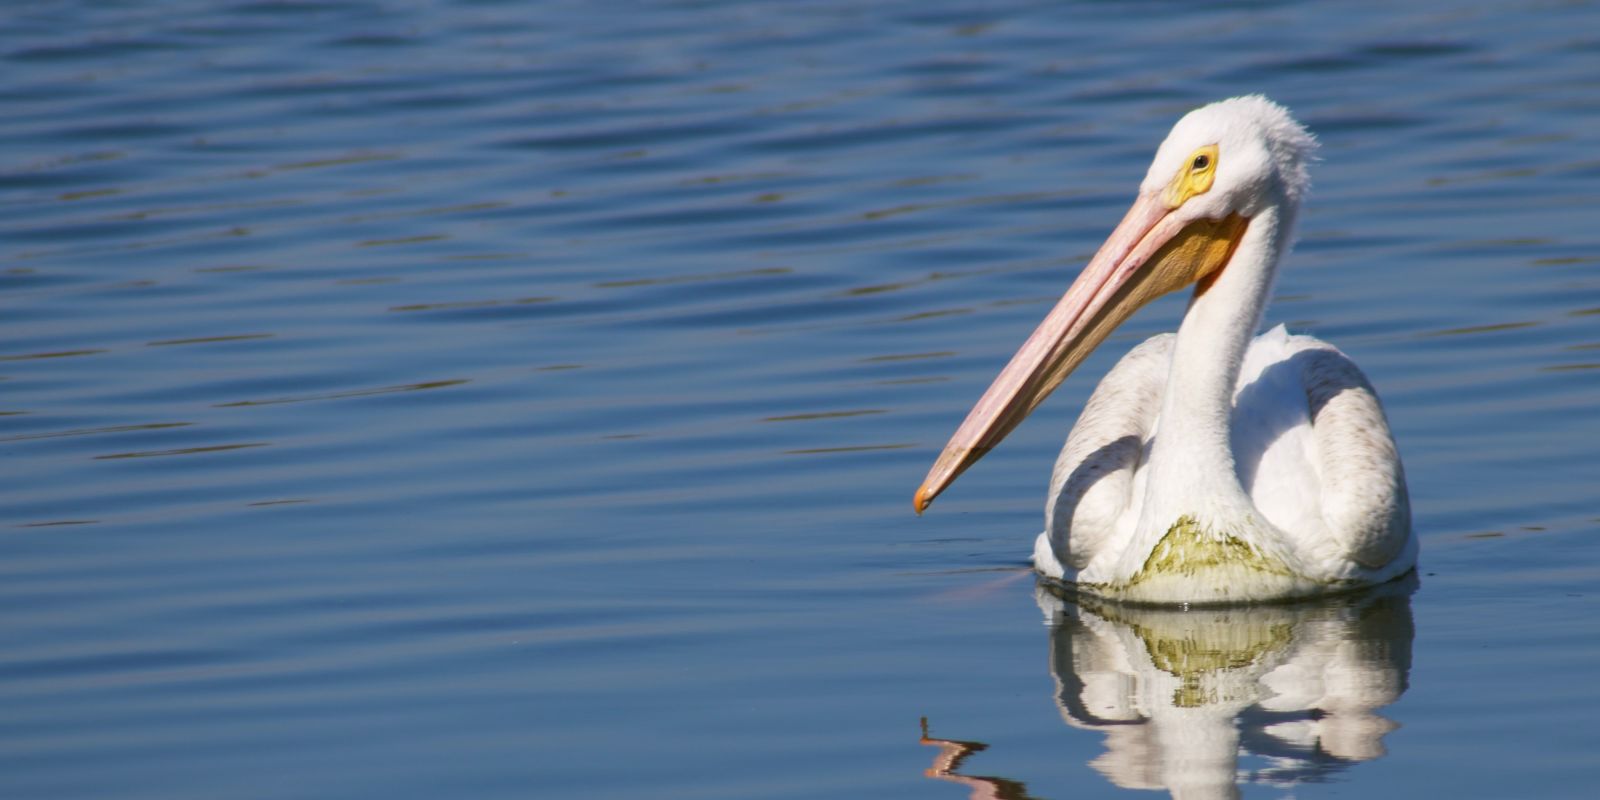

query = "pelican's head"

[
  {"left": 1141, "top": 95, "right": 1316, "bottom": 223},
  {"left": 914, "top": 96, "right": 1317, "bottom": 513}
]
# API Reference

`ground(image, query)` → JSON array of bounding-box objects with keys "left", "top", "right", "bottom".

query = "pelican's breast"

[{"left": 1079, "top": 516, "right": 1338, "bottom": 604}]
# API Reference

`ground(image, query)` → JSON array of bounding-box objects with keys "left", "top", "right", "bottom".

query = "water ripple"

[{"left": 3, "top": 1, "right": 1600, "bottom": 798}]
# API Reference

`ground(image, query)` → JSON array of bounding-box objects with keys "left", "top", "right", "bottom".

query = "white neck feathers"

[{"left": 1139, "top": 203, "right": 1292, "bottom": 534}]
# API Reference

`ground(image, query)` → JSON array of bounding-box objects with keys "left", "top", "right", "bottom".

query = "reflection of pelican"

[
  {"left": 919, "top": 718, "right": 1040, "bottom": 800},
  {"left": 914, "top": 97, "right": 1416, "bottom": 603},
  {"left": 915, "top": 583, "right": 1415, "bottom": 799},
  {"left": 1044, "top": 580, "right": 1415, "bottom": 799}
]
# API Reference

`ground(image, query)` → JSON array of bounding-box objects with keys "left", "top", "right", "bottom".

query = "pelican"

[{"left": 914, "top": 96, "right": 1416, "bottom": 604}]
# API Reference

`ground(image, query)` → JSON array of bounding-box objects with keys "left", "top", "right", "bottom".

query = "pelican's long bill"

[{"left": 913, "top": 194, "right": 1249, "bottom": 513}]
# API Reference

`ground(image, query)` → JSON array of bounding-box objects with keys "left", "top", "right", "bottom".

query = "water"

[{"left": 4, "top": 1, "right": 1599, "bottom": 797}]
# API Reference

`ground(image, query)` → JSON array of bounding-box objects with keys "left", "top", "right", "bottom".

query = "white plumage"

[
  {"left": 917, "top": 97, "right": 1416, "bottom": 604},
  {"left": 1033, "top": 325, "right": 1415, "bottom": 601}
]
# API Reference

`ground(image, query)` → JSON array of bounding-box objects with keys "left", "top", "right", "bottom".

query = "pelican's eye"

[{"left": 1164, "top": 144, "right": 1220, "bottom": 208}]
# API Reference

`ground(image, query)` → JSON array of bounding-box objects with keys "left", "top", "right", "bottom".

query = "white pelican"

[{"left": 914, "top": 96, "right": 1416, "bottom": 604}]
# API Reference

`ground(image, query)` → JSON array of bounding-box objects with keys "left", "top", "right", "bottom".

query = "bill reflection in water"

[{"left": 922, "top": 580, "right": 1415, "bottom": 799}]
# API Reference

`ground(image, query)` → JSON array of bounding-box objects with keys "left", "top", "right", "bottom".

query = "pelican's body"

[
  {"left": 915, "top": 97, "right": 1416, "bottom": 604},
  {"left": 1034, "top": 325, "right": 1415, "bottom": 602}
]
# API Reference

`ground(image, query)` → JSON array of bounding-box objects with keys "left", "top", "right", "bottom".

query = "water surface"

[{"left": 4, "top": 1, "right": 1600, "bottom": 797}]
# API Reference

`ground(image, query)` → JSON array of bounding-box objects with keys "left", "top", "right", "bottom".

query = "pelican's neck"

[{"left": 1143, "top": 203, "right": 1292, "bottom": 525}]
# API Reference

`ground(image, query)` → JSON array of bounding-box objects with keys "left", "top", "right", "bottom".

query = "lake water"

[{"left": 4, "top": 1, "right": 1600, "bottom": 797}]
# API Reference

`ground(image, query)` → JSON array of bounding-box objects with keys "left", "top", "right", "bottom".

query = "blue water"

[{"left": 4, "top": 1, "right": 1600, "bottom": 797}]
